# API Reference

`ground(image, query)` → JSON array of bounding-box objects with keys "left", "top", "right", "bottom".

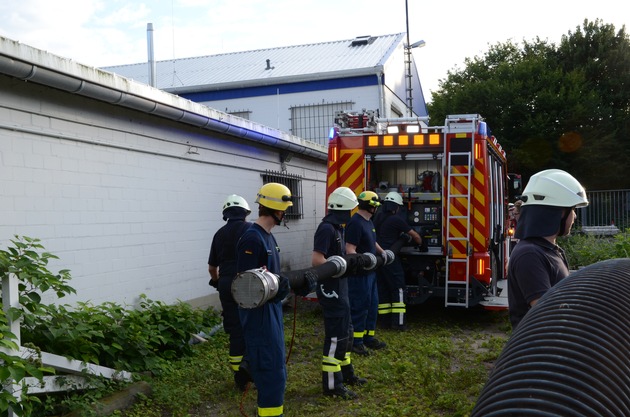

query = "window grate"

[
  {"left": 261, "top": 170, "right": 304, "bottom": 220},
  {"left": 290, "top": 101, "right": 354, "bottom": 146}
]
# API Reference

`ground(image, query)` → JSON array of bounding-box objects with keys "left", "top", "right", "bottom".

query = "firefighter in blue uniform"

[
  {"left": 236, "top": 183, "right": 292, "bottom": 417},
  {"left": 312, "top": 187, "right": 367, "bottom": 399},
  {"left": 373, "top": 191, "right": 422, "bottom": 331},
  {"left": 345, "top": 190, "right": 388, "bottom": 355},
  {"left": 208, "top": 194, "right": 252, "bottom": 391}
]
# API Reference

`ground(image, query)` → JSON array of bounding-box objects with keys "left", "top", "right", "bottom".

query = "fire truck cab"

[{"left": 327, "top": 110, "right": 518, "bottom": 309}]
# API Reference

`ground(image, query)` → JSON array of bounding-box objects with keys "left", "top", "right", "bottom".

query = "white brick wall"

[{"left": 0, "top": 76, "right": 326, "bottom": 309}]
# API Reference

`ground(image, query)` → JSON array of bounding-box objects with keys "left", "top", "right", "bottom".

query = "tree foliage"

[{"left": 428, "top": 19, "right": 630, "bottom": 190}]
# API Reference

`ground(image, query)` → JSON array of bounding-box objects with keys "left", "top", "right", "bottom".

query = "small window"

[
  {"left": 227, "top": 110, "right": 251, "bottom": 120},
  {"left": 390, "top": 106, "right": 403, "bottom": 118},
  {"left": 261, "top": 170, "right": 303, "bottom": 220}
]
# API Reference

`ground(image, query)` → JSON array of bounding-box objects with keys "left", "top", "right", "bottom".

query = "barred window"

[
  {"left": 261, "top": 170, "right": 303, "bottom": 220},
  {"left": 290, "top": 101, "right": 354, "bottom": 146}
]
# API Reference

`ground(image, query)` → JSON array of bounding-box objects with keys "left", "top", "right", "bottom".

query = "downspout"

[{"left": 147, "top": 23, "right": 156, "bottom": 88}]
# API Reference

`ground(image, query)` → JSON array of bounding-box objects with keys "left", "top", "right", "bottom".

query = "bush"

[
  {"left": 560, "top": 228, "right": 630, "bottom": 268},
  {"left": 1, "top": 236, "right": 221, "bottom": 416}
]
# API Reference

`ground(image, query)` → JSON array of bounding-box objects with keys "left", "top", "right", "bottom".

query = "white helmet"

[
  {"left": 521, "top": 169, "right": 588, "bottom": 208},
  {"left": 327, "top": 187, "right": 359, "bottom": 211},
  {"left": 222, "top": 194, "right": 251, "bottom": 214},
  {"left": 384, "top": 191, "right": 403, "bottom": 206}
]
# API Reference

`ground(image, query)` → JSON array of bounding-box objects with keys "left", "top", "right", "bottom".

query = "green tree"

[{"left": 428, "top": 19, "right": 630, "bottom": 190}]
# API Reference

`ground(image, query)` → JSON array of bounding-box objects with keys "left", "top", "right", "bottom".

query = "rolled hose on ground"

[{"left": 470, "top": 258, "right": 630, "bottom": 417}]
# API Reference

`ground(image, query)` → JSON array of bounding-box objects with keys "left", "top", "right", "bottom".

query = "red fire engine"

[{"left": 327, "top": 110, "right": 521, "bottom": 309}]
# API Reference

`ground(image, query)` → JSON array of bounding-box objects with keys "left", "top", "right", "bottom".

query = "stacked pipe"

[
  {"left": 471, "top": 258, "right": 630, "bottom": 417},
  {"left": 232, "top": 234, "right": 410, "bottom": 309}
]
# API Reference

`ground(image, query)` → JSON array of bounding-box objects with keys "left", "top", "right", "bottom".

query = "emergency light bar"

[{"left": 364, "top": 133, "right": 443, "bottom": 154}]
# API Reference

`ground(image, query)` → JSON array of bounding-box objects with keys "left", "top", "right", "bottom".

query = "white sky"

[{"left": 1, "top": 0, "right": 628, "bottom": 102}]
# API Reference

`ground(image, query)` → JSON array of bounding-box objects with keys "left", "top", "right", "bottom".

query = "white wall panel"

[{"left": 0, "top": 76, "right": 326, "bottom": 309}]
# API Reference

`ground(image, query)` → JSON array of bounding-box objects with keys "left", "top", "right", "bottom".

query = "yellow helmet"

[
  {"left": 357, "top": 190, "right": 381, "bottom": 209},
  {"left": 255, "top": 183, "right": 293, "bottom": 211}
]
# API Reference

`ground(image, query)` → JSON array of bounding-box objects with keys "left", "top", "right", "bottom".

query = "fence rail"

[{"left": 579, "top": 189, "right": 630, "bottom": 230}]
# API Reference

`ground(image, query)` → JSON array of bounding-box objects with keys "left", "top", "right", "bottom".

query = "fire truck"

[{"left": 327, "top": 110, "right": 521, "bottom": 309}]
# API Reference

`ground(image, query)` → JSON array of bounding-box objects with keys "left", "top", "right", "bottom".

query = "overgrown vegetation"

[
  {"left": 560, "top": 227, "right": 630, "bottom": 268},
  {"left": 2, "top": 232, "right": 628, "bottom": 416},
  {"left": 0, "top": 236, "right": 220, "bottom": 417},
  {"left": 113, "top": 301, "right": 511, "bottom": 417}
]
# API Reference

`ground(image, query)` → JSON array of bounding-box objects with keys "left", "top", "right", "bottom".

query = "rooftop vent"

[{"left": 350, "top": 36, "right": 375, "bottom": 47}]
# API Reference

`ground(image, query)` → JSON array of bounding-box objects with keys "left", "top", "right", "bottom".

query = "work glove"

[
  {"left": 383, "top": 250, "right": 395, "bottom": 265},
  {"left": 292, "top": 271, "right": 317, "bottom": 297},
  {"left": 399, "top": 232, "right": 412, "bottom": 244},
  {"left": 209, "top": 278, "right": 219, "bottom": 289},
  {"left": 273, "top": 273, "right": 290, "bottom": 302}
]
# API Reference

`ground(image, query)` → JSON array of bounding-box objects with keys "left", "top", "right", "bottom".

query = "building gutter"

[{"left": 0, "top": 37, "right": 327, "bottom": 161}]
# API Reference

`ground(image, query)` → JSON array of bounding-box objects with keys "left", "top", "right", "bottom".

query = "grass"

[{"left": 111, "top": 297, "right": 511, "bottom": 417}]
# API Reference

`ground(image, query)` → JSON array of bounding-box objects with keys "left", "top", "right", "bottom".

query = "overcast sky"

[{"left": 1, "top": 0, "right": 628, "bottom": 101}]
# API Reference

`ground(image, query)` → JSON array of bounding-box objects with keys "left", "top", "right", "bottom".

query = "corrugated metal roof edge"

[
  {"left": 0, "top": 36, "right": 327, "bottom": 161},
  {"left": 165, "top": 66, "right": 384, "bottom": 95},
  {"left": 105, "top": 33, "right": 406, "bottom": 70}
]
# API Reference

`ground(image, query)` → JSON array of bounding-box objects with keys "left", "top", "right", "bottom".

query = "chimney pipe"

[{"left": 147, "top": 23, "right": 156, "bottom": 87}]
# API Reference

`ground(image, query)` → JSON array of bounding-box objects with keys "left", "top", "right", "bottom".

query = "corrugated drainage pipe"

[{"left": 471, "top": 258, "right": 630, "bottom": 417}]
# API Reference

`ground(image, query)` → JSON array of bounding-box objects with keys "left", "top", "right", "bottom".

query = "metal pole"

[
  {"left": 405, "top": 0, "right": 413, "bottom": 116},
  {"left": 147, "top": 23, "right": 157, "bottom": 87}
]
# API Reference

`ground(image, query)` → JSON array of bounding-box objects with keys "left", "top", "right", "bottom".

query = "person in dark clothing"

[
  {"left": 208, "top": 194, "right": 252, "bottom": 391},
  {"left": 345, "top": 190, "right": 387, "bottom": 355},
  {"left": 312, "top": 187, "right": 367, "bottom": 400},
  {"left": 508, "top": 169, "right": 588, "bottom": 329},
  {"left": 373, "top": 192, "right": 421, "bottom": 331},
  {"left": 236, "top": 183, "right": 292, "bottom": 417}
]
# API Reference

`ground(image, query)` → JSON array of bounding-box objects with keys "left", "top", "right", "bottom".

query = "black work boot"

[
  {"left": 341, "top": 364, "right": 368, "bottom": 386},
  {"left": 324, "top": 384, "right": 358, "bottom": 400},
  {"left": 344, "top": 374, "right": 368, "bottom": 386},
  {"left": 235, "top": 360, "right": 253, "bottom": 391},
  {"left": 351, "top": 344, "right": 370, "bottom": 356},
  {"left": 364, "top": 337, "right": 387, "bottom": 350}
]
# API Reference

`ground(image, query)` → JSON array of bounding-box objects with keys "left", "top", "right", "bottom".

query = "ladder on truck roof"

[{"left": 444, "top": 115, "right": 477, "bottom": 307}]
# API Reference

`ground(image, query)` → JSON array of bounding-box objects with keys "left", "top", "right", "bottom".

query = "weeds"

[{"left": 116, "top": 300, "right": 511, "bottom": 417}]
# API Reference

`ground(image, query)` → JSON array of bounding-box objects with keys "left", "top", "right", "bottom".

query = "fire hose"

[
  {"left": 231, "top": 234, "right": 411, "bottom": 309},
  {"left": 470, "top": 258, "right": 630, "bottom": 417}
]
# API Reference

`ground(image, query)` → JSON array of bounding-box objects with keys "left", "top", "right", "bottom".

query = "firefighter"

[
  {"left": 507, "top": 169, "right": 588, "bottom": 329},
  {"left": 373, "top": 191, "right": 422, "bottom": 331},
  {"left": 208, "top": 194, "right": 252, "bottom": 391},
  {"left": 345, "top": 190, "right": 388, "bottom": 355},
  {"left": 236, "top": 183, "right": 292, "bottom": 417},
  {"left": 312, "top": 187, "right": 367, "bottom": 400}
]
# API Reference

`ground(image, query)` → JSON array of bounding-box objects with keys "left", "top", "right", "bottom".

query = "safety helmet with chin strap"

[
  {"left": 357, "top": 190, "right": 381, "bottom": 210},
  {"left": 383, "top": 191, "right": 403, "bottom": 206},
  {"left": 328, "top": 187, "right": 359, "bottom": 211},
  {"left": 516, "top": 169, "right": 587, "bottom": 239},
  {"left": 256, "top": 183, "right": 293, "bottom": 211},
  {"left": 222, "top": 194, "right": 251, "bottom": 214},
  {"left": 520, "top": 169, "right": 588, "bottom": 208}
]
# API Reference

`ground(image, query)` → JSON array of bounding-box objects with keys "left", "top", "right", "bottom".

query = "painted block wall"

[{"left": 0, "top": 75, "right": 327, "bottom": 309}]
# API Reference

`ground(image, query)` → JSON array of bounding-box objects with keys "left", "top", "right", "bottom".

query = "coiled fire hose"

[{"left": 471, "top": 258, "right": 630, "bottom": 417}]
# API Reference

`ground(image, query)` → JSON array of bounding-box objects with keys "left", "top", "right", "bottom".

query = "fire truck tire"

[{"left": 470, "top": 258, "right": 630, "bottom": 417}]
